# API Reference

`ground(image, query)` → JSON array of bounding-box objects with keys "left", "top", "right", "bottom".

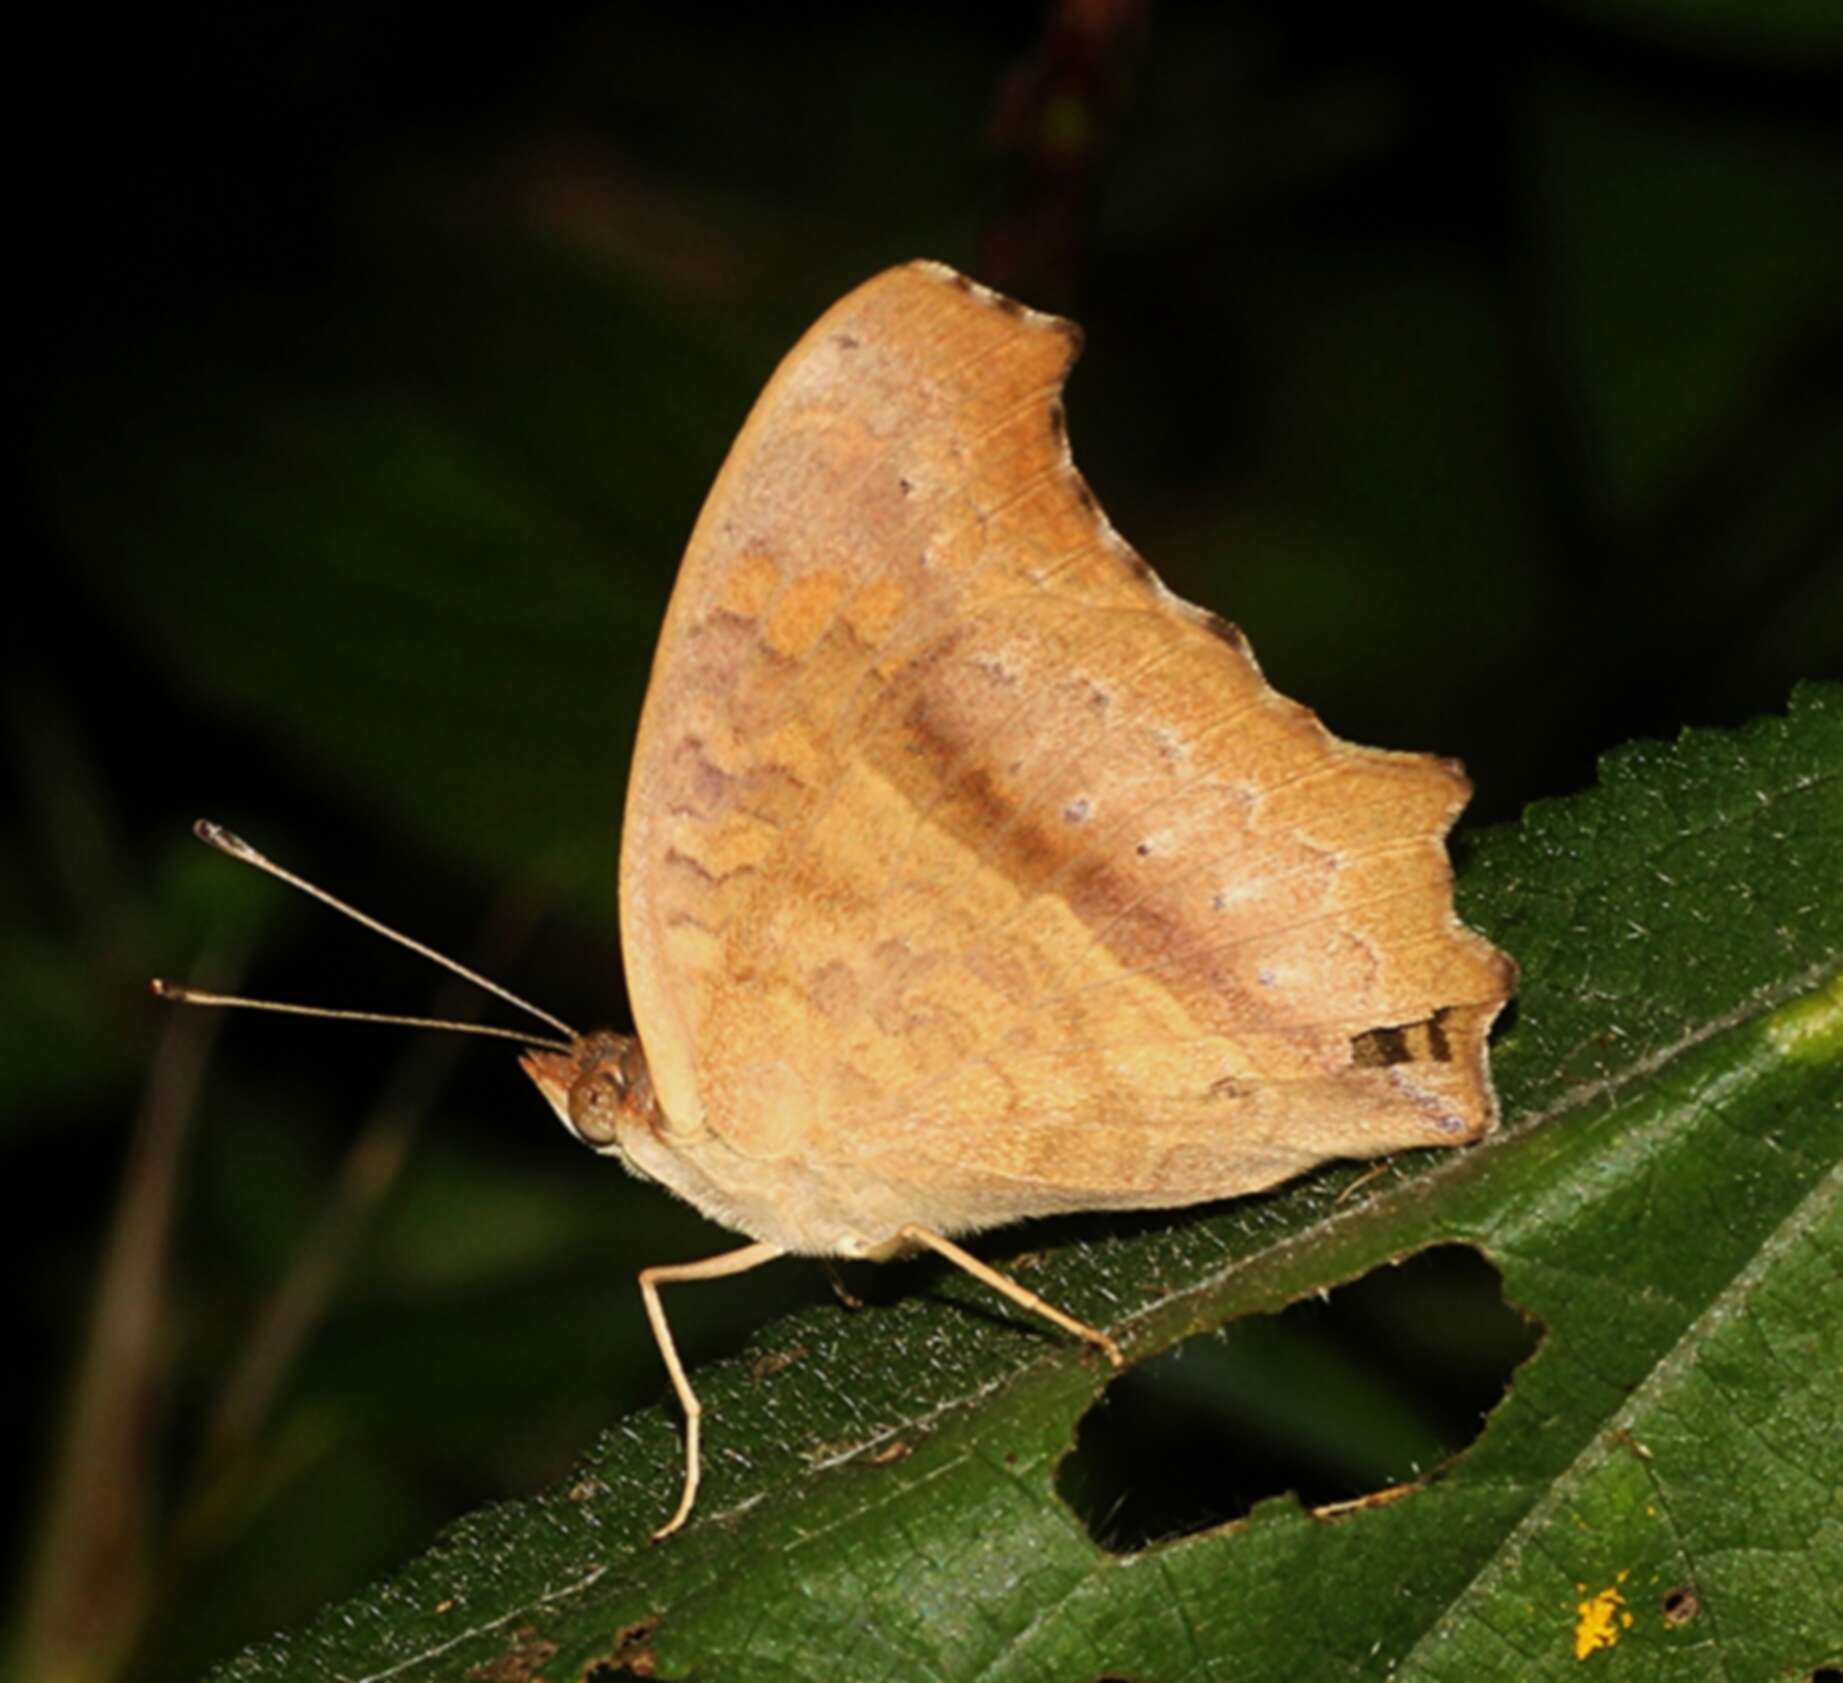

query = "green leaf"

[{"left": 200, "top": 688, "right": 1841, "bottom": 1681}]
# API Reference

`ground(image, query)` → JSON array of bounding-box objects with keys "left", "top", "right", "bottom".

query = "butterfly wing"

[{"left": 618, "top": 262, "right": 1514, "bottom": 1252}]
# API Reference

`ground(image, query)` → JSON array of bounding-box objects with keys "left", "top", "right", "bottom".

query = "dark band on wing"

[{"left": 1351, "top": 1006, "right": 1458, "bottom": 1068}]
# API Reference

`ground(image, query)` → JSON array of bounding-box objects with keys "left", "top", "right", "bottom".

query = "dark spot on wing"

[
  {"left": 1351, "top": 1013, "right": 1459, "bottom": 1068},
  {"left": 1351, "top": 1025, "right": 1412, "bottom": 1068},
  {"left": 1201, "top": 611, "right": 1249, "bottom": 655},
  {"left": 1121, "top": 547, "right": 1155, "bottom": 583}
]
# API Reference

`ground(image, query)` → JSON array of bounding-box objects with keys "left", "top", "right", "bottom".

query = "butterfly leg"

[
  {"left": 893, "top": 1225, "right": 1125, "bottom": 1368},
  {"left": 821, "top": 1259, "right": 867, "bottom": 1310},
  {"left": 637, "top": 1240, "right": 782, "bottom": 1540}
]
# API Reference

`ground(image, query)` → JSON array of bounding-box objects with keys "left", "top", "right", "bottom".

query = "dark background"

[{"left": 10, "top": 2, "right": 1841, "bottom": 1678}]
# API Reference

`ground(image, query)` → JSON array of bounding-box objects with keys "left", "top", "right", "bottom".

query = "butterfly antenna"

[{"left": 151, "top": 820, "right": 579, "bottom": 1051}]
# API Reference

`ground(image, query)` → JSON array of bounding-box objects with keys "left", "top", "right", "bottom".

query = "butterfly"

[
  {"left": 519, "top": 260, "right": 1514, "bottom": 1535},
  {"left": 165, "top": 260, "right": 1513, "bottom": 1540}
]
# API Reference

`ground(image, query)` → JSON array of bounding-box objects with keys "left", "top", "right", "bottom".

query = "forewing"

[{"left": 619, "top": 262, "right": 1513, "bottom": 1233}]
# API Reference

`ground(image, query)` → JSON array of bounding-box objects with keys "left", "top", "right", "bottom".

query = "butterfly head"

[{"left": 520, "top": 1030, "right": 660, "bottom": 1157}]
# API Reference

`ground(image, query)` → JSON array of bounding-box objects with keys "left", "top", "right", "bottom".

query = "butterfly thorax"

[{"left": 521, "top": 1031, "right": 843, "bottom": 1248}]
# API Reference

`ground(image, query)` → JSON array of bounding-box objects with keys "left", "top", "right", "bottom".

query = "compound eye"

[{"left": 568, "top": 1069, "right": 624, "bottom": 1146}]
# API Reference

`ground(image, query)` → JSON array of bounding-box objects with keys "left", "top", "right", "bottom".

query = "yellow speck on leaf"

[{"left": 1574, "top": 1573, "right": 1634, "bottom": 1660}]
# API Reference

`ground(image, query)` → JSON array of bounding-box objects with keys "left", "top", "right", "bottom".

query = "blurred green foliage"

[{"left": 9, "top": 2, "right": 1840, "bottom": 1679}]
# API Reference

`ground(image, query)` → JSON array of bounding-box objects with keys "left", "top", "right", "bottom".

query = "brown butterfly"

[{"left": 163, "top": 261, "right": 1514, "bottom": 1540}]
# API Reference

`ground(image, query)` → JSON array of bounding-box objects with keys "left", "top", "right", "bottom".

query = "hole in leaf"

[
  {"left": 1058, "top": 1244, "right": 1539, "bottom": 1552},
  {"left": 1809, "top": 1670, "right": 1842, "bottom": 1683},
  {"left": 1660, "top": 1586, "right": 1700, "bottom": 1626}
]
